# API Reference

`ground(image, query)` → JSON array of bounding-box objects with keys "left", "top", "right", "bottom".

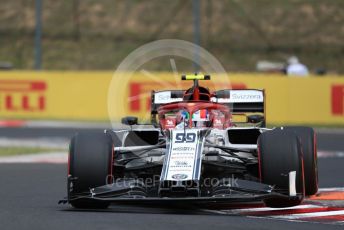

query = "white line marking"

[
  {"left": 315, "top": 128, "right": 344, "bottom": 134},
  {"left": 217, "top": 205, "right": 321, "bottom": 214},
  {"left": 249, "top": 215, "right": 308, "bottom": 224},
  {"left": 319, "top": 187, "right": 344, "bottom": 192},
  {"left": 0, "top": 152, "right": 67, "bottom": 163},
  {"left": 0, "top": 138, "right": 69, "bottom": 149},
  {"left": 272, "top": 210, "right": 344, "bottom": 219},
  {"left": 318, "top": 151, "right": 344, "bottom": 158},
  {"left": 333, "top": 221, "right": 344, "bottom": 225},
  {"left": 201, "top": 209, "right": 227, "bottom": 215}
]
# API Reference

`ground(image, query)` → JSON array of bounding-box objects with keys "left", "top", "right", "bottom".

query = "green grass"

[
  {"left": 0, "top": 147, "right": 65, "bottom": 156},
  {"left": 1, "top": 0, "right": 344, "bottom": 72}
]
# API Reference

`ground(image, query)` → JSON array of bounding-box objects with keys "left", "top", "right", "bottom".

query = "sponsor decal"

[
  {"left": 229, "top": 90, "right": 263, "bottom": 103},
  {"left": 213, "top": 117, "right": 225, "bottom": 129},
  {"left": 214, "top": 118, "right": 222, "bottom": 125},
  {"left": 0, "top": 80, "right": 46, "bottom": 112},
  {"left": 332, "top": 84, "right": 344, "bottom": 116},
  {"left": 163, "top": 130, "right": 201, "bottom": 181},
  {"left": 171, "top": 174, "right": 188, "bottom": 180},
  {"left": 211, "top": 90, "right": 263, "bottom": 103},
  {"left": 154, "top": 91, "right": 183, "bottom": 104},
  {"left": 172, "top": 147, "right": 196, "bottom": 151},
  {"left": 165, "top": 117, "right": 176, "bottom": 129}
]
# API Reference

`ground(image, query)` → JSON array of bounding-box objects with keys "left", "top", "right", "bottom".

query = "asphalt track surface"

[{"left": 0, "top": 127, "right": 343, "bottom": 230}]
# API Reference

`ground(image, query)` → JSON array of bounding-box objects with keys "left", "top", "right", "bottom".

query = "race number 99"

[{"left": 175, "top": 133, "right": 196, "bottom": 143}]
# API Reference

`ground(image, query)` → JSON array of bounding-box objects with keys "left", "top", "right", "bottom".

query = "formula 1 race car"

[{"left": 60, "top": 74, "right": 318, "bottom": 209}]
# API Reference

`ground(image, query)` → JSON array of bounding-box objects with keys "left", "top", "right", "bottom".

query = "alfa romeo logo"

[{"left": 171, "top": 174, "right": 188, "bottom": 180}]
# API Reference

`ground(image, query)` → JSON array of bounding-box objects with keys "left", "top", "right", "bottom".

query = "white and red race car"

[{"left": 60, "top": 74, "right": 318, "bottom": 209}]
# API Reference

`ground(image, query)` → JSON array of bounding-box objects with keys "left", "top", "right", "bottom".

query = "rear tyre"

[
  {"left": 68, "top": 131, "right": 113, "bottom": 209},
  {"left": 284, "top": 126, "right": 318, "bottom": 196},
  {"left": 258, "top": 128, "right": 305, "bottom": 208}
]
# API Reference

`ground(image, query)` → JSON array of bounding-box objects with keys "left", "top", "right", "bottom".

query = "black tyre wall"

[
  {"left": 258, "top": 128, "right": 305, "bottom": 207},
  {"left": 69, "top": 131, "right": 113, "bottom": 194},
  {"left": 284, "top": 126, "right": 318, "bottom": 196}
]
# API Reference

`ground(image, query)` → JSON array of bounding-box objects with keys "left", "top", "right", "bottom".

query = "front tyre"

[
  {"left": 284, "top": 126, "right": 318, "bottom": 196},
  {"left": 258, "top": 128, "right": 305, "bottom": 208},
  {"left": 68, "top": 131, "right": 113, "bottom": 209}
]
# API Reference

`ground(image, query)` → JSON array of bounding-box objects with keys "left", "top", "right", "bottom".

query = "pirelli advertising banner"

[{"left": 0, "top": 71, "right": 344, "bottom": 125}]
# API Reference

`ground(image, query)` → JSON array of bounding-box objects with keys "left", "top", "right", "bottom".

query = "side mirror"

[
  {"left": 247, "top": 115, "right": 264, "bottom": 123},
  {"left": 121, "top": 116, "right": 138, "bottom": 126}
]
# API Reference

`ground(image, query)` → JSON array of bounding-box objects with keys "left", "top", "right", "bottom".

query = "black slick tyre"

[
  {"left": 284, "top": 126, "right": 318, "bottom": 196},
  {"left": 68, "top": 131, "right": 113, "bottom": 209},
  {"left": 258, "top": 128, "right": 305, "bottom": 208}
]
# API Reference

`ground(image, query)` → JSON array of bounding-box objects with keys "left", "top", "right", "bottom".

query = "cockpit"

[
  {"left": 156, "top": 74, "right": 231, "bottom": 130},
  {"left": 159, "top": 106, "right": 229, "bottom": 130}
]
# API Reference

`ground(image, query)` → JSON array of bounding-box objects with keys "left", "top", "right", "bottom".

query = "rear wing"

[
  {"left": 212, "top": 89, "right": 266, "bottom": 126},
  {"left": 150, "top": 90, "right": 184, "bottom": 126},
  {"left": 211, "top": 89, "right": 265, "bottom": 113},
  {"left": 150, "top": 89, "right": 266, "bottom": 126}
]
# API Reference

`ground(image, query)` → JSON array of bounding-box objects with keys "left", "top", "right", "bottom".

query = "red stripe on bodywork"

[{"left": 257, "top": 142, "right": 262, "bottom": 181}]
